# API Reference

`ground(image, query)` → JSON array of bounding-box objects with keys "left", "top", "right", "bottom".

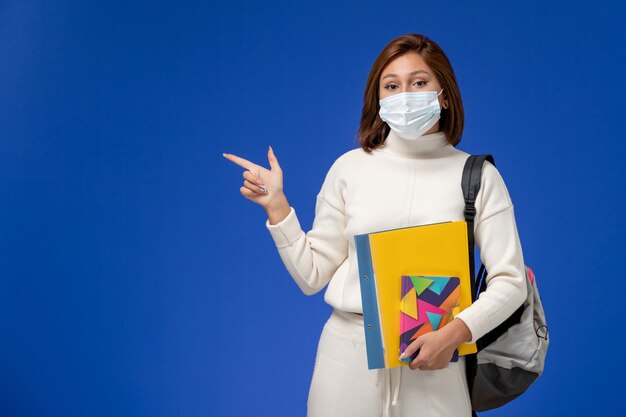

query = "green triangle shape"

[{"left": 410, "top": 276, "right": 434, "bottom": 295}]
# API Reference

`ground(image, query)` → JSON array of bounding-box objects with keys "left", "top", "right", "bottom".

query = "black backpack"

[{"left": 461, "top": 155, "right": 549, "bottom": 414}]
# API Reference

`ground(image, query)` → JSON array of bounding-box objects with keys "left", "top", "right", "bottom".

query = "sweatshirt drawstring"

[
  {"left": 377, "top": 366, "right": 402, "bottom": 417},
  {"left": 393, "top": 366, "right": 402, "bottom": 405}
]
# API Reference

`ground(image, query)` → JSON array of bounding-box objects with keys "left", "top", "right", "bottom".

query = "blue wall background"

[{"left": 2, "top": 1, "right": 625, "bottom": 416}]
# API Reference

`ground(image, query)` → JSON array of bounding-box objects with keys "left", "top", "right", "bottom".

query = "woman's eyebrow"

[{"left": 381, "top": 70, "right": 430, "bottom": 80}]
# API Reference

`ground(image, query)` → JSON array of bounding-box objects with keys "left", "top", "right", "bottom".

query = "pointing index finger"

[{"left": 223, "top": 152, "right": 257, "bottom": 172}]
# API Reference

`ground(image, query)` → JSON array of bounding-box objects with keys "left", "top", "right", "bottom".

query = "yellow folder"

[{"left": 355, "top": 220, "right": 478, "bottom": 369}]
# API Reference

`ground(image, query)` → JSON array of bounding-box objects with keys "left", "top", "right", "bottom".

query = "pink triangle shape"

[
  {"left": 401, "top": 311, "right": 427, "bottom": 332},
  {"left": 417, "top": 299, "right": 446, "bottom": 320}
]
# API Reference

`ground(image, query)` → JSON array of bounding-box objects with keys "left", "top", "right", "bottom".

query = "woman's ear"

[{"left": 440, "top": 91, "right": 449, "bottom": 109}]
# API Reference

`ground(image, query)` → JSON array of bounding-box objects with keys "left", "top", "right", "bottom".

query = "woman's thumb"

[{"left": 268, "top": 146, "right": 281, "bottom": 171}]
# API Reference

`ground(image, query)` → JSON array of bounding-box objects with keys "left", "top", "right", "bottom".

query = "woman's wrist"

[
  {"left": 266, "top": 193, "right": 291, "bottom": 225},
  {"left": 444, "top": 318, "right": 473, "bottom": 346}
]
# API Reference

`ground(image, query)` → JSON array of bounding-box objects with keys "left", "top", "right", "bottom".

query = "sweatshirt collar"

[{"left": 377, "top": 129, "right": 451, "bottom": 158}]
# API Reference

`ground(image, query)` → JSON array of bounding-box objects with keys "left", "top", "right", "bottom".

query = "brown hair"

[{"left": 358, "top": 34, "right": 464, "bottom": 152}]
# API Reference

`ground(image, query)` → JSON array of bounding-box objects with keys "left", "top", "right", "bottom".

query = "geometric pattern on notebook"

[{"left": 400, "top": 275, "right": 462, "bottom": 363}]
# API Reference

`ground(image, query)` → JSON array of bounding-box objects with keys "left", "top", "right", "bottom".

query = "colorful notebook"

[
  {"left": 355, "top": 220, "right": 477, "bottom": 369},
  {"left": 399, "top": 275, "right": 461, "bottom": 363}
]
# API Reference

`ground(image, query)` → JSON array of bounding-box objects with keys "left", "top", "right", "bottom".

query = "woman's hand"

[
  {"left": 400, "top": 318, "right": 472, "bottom": 370},
  {"left": 222, "top": 146, "right": 291, "bottom": 224}
]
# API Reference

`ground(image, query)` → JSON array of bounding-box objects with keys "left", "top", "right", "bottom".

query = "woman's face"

[{"left": 378, "top": 52, "right": 447, "bottom": 135}]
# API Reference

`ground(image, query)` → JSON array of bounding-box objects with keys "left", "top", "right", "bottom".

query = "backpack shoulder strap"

[
  {"left": 462, "top": 154, "right": 496, "bottom": 223},
  {"left": 461, "top": 154, "right": 496, "bottom": 416},
  {"left": 461, "top": 154, "right": 495, "bottom": 301}
]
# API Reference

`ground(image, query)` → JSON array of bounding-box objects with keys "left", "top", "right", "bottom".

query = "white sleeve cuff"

[
  {"left": 454, "top": 306, "right": 493, "bottom": 345},
  {"left": 265, "top": 207, "right": 304, "bottom": 248}
]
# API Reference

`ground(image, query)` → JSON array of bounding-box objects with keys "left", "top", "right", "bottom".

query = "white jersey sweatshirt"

[{"left": 265, "top": 129, "right": 527, "bottom": 344}]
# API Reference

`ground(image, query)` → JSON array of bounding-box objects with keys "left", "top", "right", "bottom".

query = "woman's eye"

[{"left": 383, "top": 81, "right": 426, "bottom": 90}]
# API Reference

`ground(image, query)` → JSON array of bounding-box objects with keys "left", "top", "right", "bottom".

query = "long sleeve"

[
  {"left": 265, "top": 159, "right": 349, "bottom": 295},
  {"left": 454, "top": 162, "right": 527, "bottom": 344}
]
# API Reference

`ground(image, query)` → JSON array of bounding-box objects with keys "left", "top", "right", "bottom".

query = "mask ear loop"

[{"left": 436, "top": 88, "right": 447, "bottom": 109}]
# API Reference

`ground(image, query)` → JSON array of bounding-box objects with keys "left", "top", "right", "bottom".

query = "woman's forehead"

[{"left": 381, "top": 53, "right": 432, "bottom": 78}]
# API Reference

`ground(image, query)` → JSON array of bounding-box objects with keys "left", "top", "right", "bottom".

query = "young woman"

[{"left": 223, "top": 33, "right": 527, "bottom": 417}]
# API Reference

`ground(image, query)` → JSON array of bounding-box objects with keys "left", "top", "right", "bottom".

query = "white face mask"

[{"left": 378, "top": 89, "right": 444, "bottom": 140}]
